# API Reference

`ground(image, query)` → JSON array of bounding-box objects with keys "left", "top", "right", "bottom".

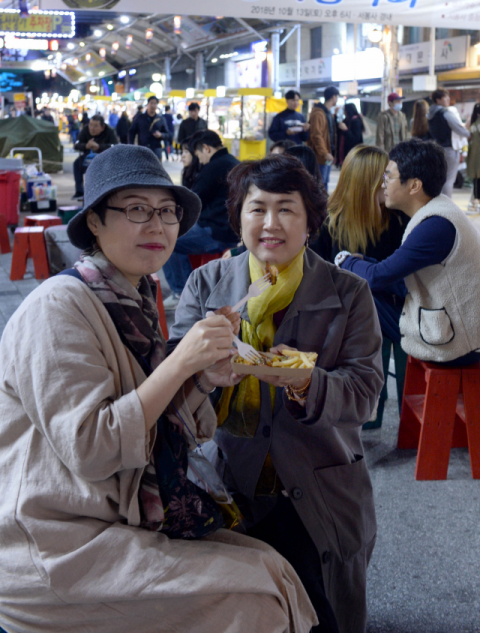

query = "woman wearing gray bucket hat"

[{"left": 0, "top": 144, "right": 316, "bottom": 632}]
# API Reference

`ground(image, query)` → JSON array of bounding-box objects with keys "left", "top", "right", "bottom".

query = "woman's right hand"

[{"left": 172, "top": 315, "right": 235, "bottom": 378}]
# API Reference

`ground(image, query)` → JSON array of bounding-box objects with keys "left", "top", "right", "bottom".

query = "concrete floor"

[{"left": 0, "top": 144, "right": 479, "bottom": 632}]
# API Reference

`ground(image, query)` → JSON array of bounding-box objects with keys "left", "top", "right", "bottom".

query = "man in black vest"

[
  {"left": 427, "top": 88, "right": 470, "bottom": 198},
  {"left": 162, "top": 130, "right": 239, "bottom": 309}
]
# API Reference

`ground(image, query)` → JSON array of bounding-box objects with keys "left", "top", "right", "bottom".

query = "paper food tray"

[{"left": 231, "top": 354, "right": 313, "bottom": 379}]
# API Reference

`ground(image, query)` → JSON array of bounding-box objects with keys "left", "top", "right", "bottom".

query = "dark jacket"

[
  {"left": 128, "top": 112, "right": 171, "bottom": 151},
  {"left": 168, "top": 248, "right": 383, "bottom": 633},
  {"left": 338, "top": 116, "right": 364, "bottom": 162},
  {"left": 41, "top": 114, "right": 55, "bottom": 125},
  {"left": 428, "top": 107, "right": 452, "bottom": 148},
  {"left": 74, "top": 124, "right": 118, "bottom": 157},
  {"left": 116, "top": 114, "right": 131, "bottom": 141},
  {"left": 191, "top": 147, "right": 239, "bottom": 244},
  {"left": 163, "top": 112, "right": 174, "bottom": 137},
  {"left": 177, "top": 116, "right": 207, "bottom": 145},
  {"left": 268, "top": 108, "right": 308, "bottom": 145}
]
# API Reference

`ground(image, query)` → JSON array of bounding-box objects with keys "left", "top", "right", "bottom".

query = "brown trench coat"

[{"left": 169, "top": 249, "right": 384, "bottom": 633}]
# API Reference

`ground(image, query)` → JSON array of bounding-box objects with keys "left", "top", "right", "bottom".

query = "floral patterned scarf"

[
  {"left": 74, "top": 251, "right": 165, "bottom": 370},
  {"left": 74, "top": 251, "right": 166, "bottom": 530}
]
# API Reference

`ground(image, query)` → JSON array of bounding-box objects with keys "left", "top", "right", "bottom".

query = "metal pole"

[
  {"left": 353, "top": 23, "right": 358, "bottom": 80},
  {"left": 429, "top": 26, "right": 436, "bottom": 76},
  {"left": 296, "top": 25, "right": 301, "bottom": 92},
  {"left": 270, "top": 30, "right": 280, "bottom": 93},
  {"left": 195, "top": 53, "right": 204, "bottom": 90},
  {"left": 165, "top": 56, "right": 171, "bottom": 93}
]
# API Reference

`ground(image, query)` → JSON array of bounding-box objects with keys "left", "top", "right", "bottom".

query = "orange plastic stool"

[
  {"left": 151, "top": 273, "right": 168, "bottom": 340},
  {"left": 24, "top": 214, "right": 62, "bottom": 230},
  {"left": 398, "top": 355, "right": 480, "bottom": 480},
  {"left": 0, "top": 214, "right": 11, "bottom": 254},
  {"left": 189, "top": 252, "right": 222, "bottom": 270},
  {"left": 10, "top": 227, "right": 50, "bottom": 281}
]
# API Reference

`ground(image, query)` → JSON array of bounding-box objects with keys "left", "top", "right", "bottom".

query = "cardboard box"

[{"left": 231, "top": 354, "right": 313, "bottom": 379}]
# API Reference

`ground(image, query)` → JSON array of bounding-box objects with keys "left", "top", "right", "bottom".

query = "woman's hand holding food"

[
  {"left": 256, "top": 344, "right": 312, "bottom": 392},
  {"left": 138, "top": 315, "right": 234, "bottom": 432},
  {"left": 172, "top": 315, "right": 235, "bottom": 377}
]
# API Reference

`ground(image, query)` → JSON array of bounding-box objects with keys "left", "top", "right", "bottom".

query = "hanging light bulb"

[
  {"left": 85, "top": 52, "right": 91, "bottom": 63},
  {"left": 173, "top": 16, "right": 181, "bottom": 34},
  {"left": 44, "top": 70, "right": 51, "bottom": 79},
  {"left": 145, "top": 28, "right": 153, "bottom": 42},
  {"left": 61, "top": 63, "right": 67, "bottom": 70},
  {"left": 111, "top": 41, "right": 120, "bottom": 54},
  {"left": 99, "top": 47, "right": 106, "bottom": 60},
  {"left": 51, "top": 68, "right": 57, "bottom": 78},
  {"left": 125, "top": 34, "right": 133, "bottom": 50},
  {"left": 72, "top": 58, "right": 78, "bottom": 67}
]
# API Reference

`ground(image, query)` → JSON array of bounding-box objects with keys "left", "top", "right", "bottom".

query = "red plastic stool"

[
  {"left": 398, "top": 355, "right": 480, "bottom": 480},
  {"left": 0, "top": 214, "right": 11, "bottom": 254},
  {"left": 10, "top": 227, "right": 50, "bottom": 281},
  {"left": 24, "top": 214, "right": 62, "bottom": 230},
  {"left": 189, "top": 252, "right": 222, "bottom": 270},
  {"left": 151, "top": 273, "right": 168, "bottom": 340}
]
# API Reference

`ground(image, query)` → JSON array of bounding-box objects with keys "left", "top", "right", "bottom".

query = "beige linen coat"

[{"left": 0, "top": 275, "right": 316, "bottom": 633}]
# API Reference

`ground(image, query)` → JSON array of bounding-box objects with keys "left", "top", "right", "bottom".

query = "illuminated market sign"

[
  {"left": 0, "top": 35, "right": 57, "bottom": 50},
  {"left": 0, "top": 9, "right": 75, "bottom": 39}
]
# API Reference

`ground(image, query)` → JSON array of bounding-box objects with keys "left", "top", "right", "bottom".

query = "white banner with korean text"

[
  {"left": 399, "top": 35, "right": 470, "bottom": 74},
  {"left": 41, "top": 0, "right": 480, "bottom": 30},
  {"left": 279, "top": 57, "right": 331, "bottom": 85}
]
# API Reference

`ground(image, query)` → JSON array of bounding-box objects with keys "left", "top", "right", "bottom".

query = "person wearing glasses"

[
  {"left": 0, "top": 145, "right": 316, "bottom": 633},
  {"left": 338, "top": 139, "right": 480, "bottom": 367}
]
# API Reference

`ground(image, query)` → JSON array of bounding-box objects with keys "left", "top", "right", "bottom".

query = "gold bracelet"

[{"left": 285, "top": 377, "right": 312, "bottom": 402}]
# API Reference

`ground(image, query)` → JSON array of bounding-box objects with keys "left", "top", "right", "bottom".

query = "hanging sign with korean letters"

[{"left": 41, "top": 0, "right": 480, "bottom": 29}]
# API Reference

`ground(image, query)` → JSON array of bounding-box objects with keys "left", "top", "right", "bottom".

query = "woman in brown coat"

[{"left": 169, "top": 154, "right": 384, "bottom": 633}]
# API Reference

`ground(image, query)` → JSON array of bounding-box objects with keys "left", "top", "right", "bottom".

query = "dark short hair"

[
  {"left": 431, "top": 88, "right": 449, "bottom": 103},
  {"left": 324, "top": 86, "right": 340, "bottom": 101},
  {"left": 192, "top": 130, "right": 222, "bottom": 152},
  {"left": 188, "top": 102, "right": 201, "bottom": 111},
  {"left": 389, "top": 139, "right": 447, "bottom": 198},
  {"left": 285, "top": 90, "right": 301, "bottom": 100},
  {"left": 227, "top": 155, "right": 327, "bottom": 236},
  {"left": 90, "top": 114, "right": 105, "bottom": 127},
  {"left": 270, "top": 140, "right": 296, "bottom": 153},
  {"left": 147, "top": 96, "right": 159, "bottom": 104},
  {"left": 285, "top": 144, "right": 323, "bottom": 184},
  {"left": 137, "top": 105, "right": 143, "bottom": 111},
  {"left": 165, "top": 105, "right": 171, "bottom": 112}
]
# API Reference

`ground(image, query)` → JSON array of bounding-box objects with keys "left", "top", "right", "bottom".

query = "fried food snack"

[
  {"left": 235, "top": 350, "right": 317, "bottom": 369},
  {"left": 265, "top": 261, "right": 278, "bottom": 285}
]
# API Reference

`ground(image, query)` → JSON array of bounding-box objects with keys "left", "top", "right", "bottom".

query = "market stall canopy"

[
  {"left": 41, "top": 0, "right": 480, "bottom": 29},
  {"left": 0, "top": 116, "right": 63, "bottom": 173}
]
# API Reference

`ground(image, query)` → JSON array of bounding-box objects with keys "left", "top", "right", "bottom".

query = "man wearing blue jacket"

[{"left": 268, "top": 90, "right": 309, "bottom": 146}]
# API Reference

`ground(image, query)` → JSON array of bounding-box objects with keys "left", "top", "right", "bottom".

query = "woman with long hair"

[
  {"left": 466, "top": 102, "right": 480, "bottom": 213},
  {"left": 180, "top": 139, "right": 201, "bottom": 189},
  {"left": 313, "top": 144, "right": 409, "bottom": 430},
  {"left": 411, "top": 99, "right": 431, "bottom": 140},
  {"left": 336, "top": 102, "right": 365, "bottom": 165}
]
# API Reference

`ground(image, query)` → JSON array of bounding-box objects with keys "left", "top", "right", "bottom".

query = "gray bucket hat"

[{"left": 67, "top": 144, "right": 201, "bottom": 250}]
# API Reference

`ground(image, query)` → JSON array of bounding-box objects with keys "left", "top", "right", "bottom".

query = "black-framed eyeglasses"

[{"left": 107, "top": 203, "right": 184, "bottom": 225}]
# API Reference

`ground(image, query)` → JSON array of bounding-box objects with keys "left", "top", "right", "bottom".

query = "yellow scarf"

[{"left": 216, "top": 248, "right": 305, "bottom": 433}]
